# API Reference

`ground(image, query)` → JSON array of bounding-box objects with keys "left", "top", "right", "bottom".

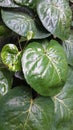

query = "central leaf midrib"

[{"left": 24, "top": 99, "right": 33, "bottom": 128}]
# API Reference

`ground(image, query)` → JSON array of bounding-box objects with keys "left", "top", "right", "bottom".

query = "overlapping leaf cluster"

[{"left": 0, "top": 0, "right": 73, "bottom": 130}]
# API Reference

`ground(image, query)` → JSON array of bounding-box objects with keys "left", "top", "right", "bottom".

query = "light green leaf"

[
  {"left": 37, "top": 0, "right": 72, "bottom": 40},
  {"left": 63, "top": 31, "right": 73, "bottom": 66},
  {"left": 53, "top": 67, "right": 73, "bottom": 124},
  {"left": 1, "top": 44, "right": 21, "bottom": 72},
  {"left": 0, "top": 0, "right": 19, "bottom": 7},
  {"left": 22, "top": 39, "right": 68, "bottom": 96},
  {"left": 0, "top": 68, "right": 13, "bottom": 98},
  {"left": 1, "top": 9, "right": 50, "bottom": 40},
  {"left": 0, "top": 86, "right": 54, "bottom": 130}
]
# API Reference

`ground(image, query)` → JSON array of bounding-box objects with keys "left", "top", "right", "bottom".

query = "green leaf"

[
  {"left": 1, "top": 44, "right": 21, "bottom": 72},
  {"left": 0, "top": 86, "right": 54, "bottom": 130},
  {"left": 21, "top": 39, "right": 68, "bottom": 96},
  {"left": 0, "top": 0, "right": 19, "bottom": 7},
  {"left": 0, "top": 55, "right": 5, "bottom": 68},
  {"left": 55, "top": 118, "right": 73, "bottom": 130},
  {"left": 63, "top": 31, "right": 73, "bottom": 66},
  {"left": 37, "top": 0, "right": 72, "bottom": 40},
  {"left": 0, "top": 24, "right": 11, "bottom": 37},
  {"left": 53, "top": 66, "right": 73, "bottom": 125},
  {"left": 1, "top": 9, "right": 50, "bottom": 40},
  {"left": 14, "top": 0, "right": 36, "bottom": 9},
  {"left": 0, "top": 68, "right": 13, "bottom": 98}
]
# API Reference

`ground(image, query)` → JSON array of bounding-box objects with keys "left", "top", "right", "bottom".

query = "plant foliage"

[{"left": 0, "top": 0, "right": 73, "bottom": 130}]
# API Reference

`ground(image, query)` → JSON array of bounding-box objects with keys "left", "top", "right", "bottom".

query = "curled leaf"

[{"left": 1, "top": 44, "right": 21, "bottom": 72}]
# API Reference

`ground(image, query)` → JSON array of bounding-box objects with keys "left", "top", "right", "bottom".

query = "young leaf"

[
  {"left": 0, "top": 0, "right": 19, "bottom": 7},
  {"left": 63, "top": 31, "right": 73, "bottom": 66},
  {"left": 21, "top": 40, "right": 68, "bottom": 96},
  {"left": 1, "top": 44, "right": 21, "bottom": 72},
  {"left": 1, "top": 9, "right": 50, "bottom": 40},
  {"left": 53, "top": 66, "right": 73, "bottom": 124},
  {"left": 0, "top": 68, "right": 13, "bottom": 98},
  {"left": 0, "top": 86, "right": 54, "bottom": 130},
  {"left": 37, "top": 0, "right": 72, "bottom": 40}
]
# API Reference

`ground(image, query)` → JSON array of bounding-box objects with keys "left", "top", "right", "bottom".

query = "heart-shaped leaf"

[
  {"left": 1, "top": 9, "right": 50, "bottom": 40},
  {"left": 63, "top": 31, "right": 73, "bottom": 66},
  {"left": 1, "top": 44, "right": 21, "bottom": 72},
  {"left": 53, "top": 66, "right": 73, "bottom": 125},
  {"left": 0, "top": 86, "right": 54, "bottom": 130},
  {"left": 22, "top": 40, "right": 68, "bottom": 96},
  {"left": 0, "top": 68, "right": 13, "bottom": 98},
  {"left": 37, "top": 0, "right": 72, "bottom": 40},
  {"left": 0, "top": 0, "right": 19, "bottom": 7}
]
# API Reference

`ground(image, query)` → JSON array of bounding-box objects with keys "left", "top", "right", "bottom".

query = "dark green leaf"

[
  {"left": 53, "top": 67, "right": 73, "bottom": 125},
  {"left": 0, "top": 24, "right": 11, "bottom": 37},
  {"left": 37, "top": 0, "right": 72, "bottom": 40},
  {"left": 0, "top": 68, "right": 13, "bottom": 98},
  {"left": 1, "top": 9, "right": 50, "bottom": 40},
  {"left": 63, "top": 31, "right": 73, "bottom": 66},
  {"left": 22, "top": 40, "right": 68, "bottom": 96},
  {"left": 1, "top": 44, "right": 21, "bottom": 72},
  {"left": 14, "top": 0, "right": 36, "bottom": 9},
  {"left": 0, "top": 0, "right": 19, "bottom": 7},
  {"left": 0, "top": 86, "right": 54, "bottom": 130}
]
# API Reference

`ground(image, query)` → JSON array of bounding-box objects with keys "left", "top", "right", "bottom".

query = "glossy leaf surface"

[
  {"left": 0, "top": 86, "right": 54, "bottom": 130},
  {"left": 63, "top": 31, "right": 73, "bottom": 66},
  {"left": 1, "top": 10, "right": 50, "bottom": 40},
  {"left": 0, "top": 68, "right": 13, "bottom": 98},
  {"left": 37, "top": 0, "right": 72, "bottom": 40},
  {"left": 22, "top": 40, "right": 68, "bottom": 96},
  {"left": 53, "top": 67, "right": 73, "bottom": 125},
  {"left": 1, "top": 44, "right": 21, "bottom": 72},
  {"left": 0, "top": 0, "right": 19, "bottom": 7}
]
